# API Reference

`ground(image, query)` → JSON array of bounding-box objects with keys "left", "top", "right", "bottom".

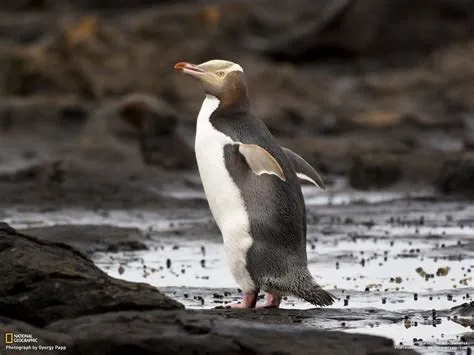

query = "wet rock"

[
  {"left": 348, "top": 152, "right": 471, "bottom": 191},
  {"left": 0, "top": 317, "right": 72, "bottom": 355},
  {"left": 0, "top": 7, "right": 225, "bottom": 98},
  {"left": 0, "top": 0, "right": 472, "bottom": 195},
  {"left": 449, "top": 301, "right": 474, "bottom": 329},
  {"left": 0, "top": 159, "right": 65, "bottom": 184},
  {"left": 4, "top": 15, "right": 134, "bottom": 98},
  {"left": 0, "top": 310, "right": 419, "bottom": 355},
  {"left": 19, "top": 224, "right": 149, "bottom": 255},
  {"left": 465, "top": 136, "right": 474, "bottom": 150},
  {"left": 0, "top": 96, "right": 91, "bottom": 134},
  {"left": 0, "top": 13, "right": 56, "bottom": 43},
  {"left": 74, "top": 93, "right": 195, "bottom": 170},
  {"left": 245, "top": 0, "right": 371, "bottom": 58},
  {"left": 0, "top": 162, "right": 208, "bottom": 209},
  {"left": 349, "top": 154, "right": 403, "bottom": 190},
  {"left": 157, "top": 218, "right": 220, "bottom": 241},
  {"left": 280, "top": 133, "right": 412, "bottom": 178},
  {"left": 0, "top": 222, "right": 183, "bottom": 327},
  {"left": 2, "top": 0, "right": 474, "bottom": 63},
  {"left": 120, "top": 94, "right": 177, "bottom": 135},
  {"left": 0, "top": 0, "right": 173, "bottom": 11},
  {"left": 449, "top": 301, "right": 474, "bottom": 318},
  {"left": 119, "top": 94, "right": 195, "bottom": 170},
  {"left": 47, "top": 310, "right": 417, "bottom": 355},
  {"left": 248, "top": 0, "right": 474, "bottom": 59},
  {"left": 435, "top": 153, "right": 474, "bottom": 198}
]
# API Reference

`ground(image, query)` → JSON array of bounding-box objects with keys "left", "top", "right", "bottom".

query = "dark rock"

[
  {"left": 0, "top": 159, "right": 65, "bottom": 184},
  {"left": 156, "top": 218, "right": 220, "bottom": 241},
  {"left": 0, "top": 96, "right": 92, "bottom": 134},
  {"left": 0, "top": 221, "right": 15, "bottom": 233},
  {"left": 247, "top": 0, "right": 474, "bottom": 60},
  {"left": 349, "top": 154, "right": 403, "bottom": 190},
  {"left": 139, "top": 133, "right": 196, "bottom": 170},
  {"left": 119, "top": 94, "right": 177, "bottom": 135},
  {"left": 435, "top": 153, "right": 474, "bottom": 197},
  {"left": 19, "top": 224, "right": 149, "bottom": 255},
  {"left": 119, "top": 94, "right": 195, "bottom": 170},
  {"left": 74, "top": 94, "right": 195, "bottom": 170},
  {"left": 0, "top": 317, "right": 72, "bottom": 355},
  {"left": 2, "top": 0, "right": 474, "bottom": 64},
  {"left": 280, "top": 133, "right": 412, "bottom": 179},
  {"left": 0, "top": 0, "right": 472, "bottom": 195},
  {"left": 0, "top": 13, "right": 56, "bottom": 43},
  {"left": 0, "top": 0, "right": 175, "bottom": 11},
  {"left": 4, "top": 15, "right": 134, "bottom": 98},
  {"left": 449, "top": 301, "right": 474, "bottom": 318},
  {"left": 244, "top": 0, "right": 357, "bottom": 58},
  {"left": 465, "top": 137, "right": 474, "bottom": 150},
  {"left": 449, "top": 301, "right": 474, "bottom": 328},
  {"left": 0, "top": 165, "right": 207, "bottom": 209},
  {"left": 47, "top": 310, "right": 417, "bottom": 355},
  {"left": 348, "top": 152, "right": 471, "bottom": 191},
  {"left": 0, "top": 223, "right": 183, "bottom": 327},
  {"left": 0, "top": 310, "right": 419, "bottom": 355}
]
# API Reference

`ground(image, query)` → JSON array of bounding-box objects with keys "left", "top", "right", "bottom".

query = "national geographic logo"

[
  {"left": 3, "top": 332, "right": 38, "bottom": 344},
  {"left": 3, "top": 331, "right": 67, "bottom": 352}
]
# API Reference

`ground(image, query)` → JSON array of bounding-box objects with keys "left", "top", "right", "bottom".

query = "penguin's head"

[{"left": 174, "top": 59, "right": 247, "bottom": 104}]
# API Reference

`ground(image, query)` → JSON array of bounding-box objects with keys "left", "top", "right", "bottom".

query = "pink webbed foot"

[
  {"left": 227, "top": 292, "right": 258, "bottom": 308},
  {"left": 257, "top": 292, "right": 282, "bottom": 309}
]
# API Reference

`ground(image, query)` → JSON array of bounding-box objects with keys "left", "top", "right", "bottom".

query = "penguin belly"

[{"left": 194, "top": 95, "right": 256, "bottom": 292}]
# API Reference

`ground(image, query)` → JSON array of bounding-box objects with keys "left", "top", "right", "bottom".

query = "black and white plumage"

[{"left": 175, "top": 60, "right": 334, "bottom": 308}]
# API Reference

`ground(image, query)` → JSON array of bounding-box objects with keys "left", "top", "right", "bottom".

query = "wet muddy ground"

[{"left": 3, "top": 180, "right": 473, "bottom": 355}]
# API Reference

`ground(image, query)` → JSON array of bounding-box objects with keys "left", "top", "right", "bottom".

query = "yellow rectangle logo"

[{"left": 5, "top": 332, "right": 13, "bottom": 344}]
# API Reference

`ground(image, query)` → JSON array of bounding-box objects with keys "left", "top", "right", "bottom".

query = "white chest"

[
  {"left": 194, "top": 95, "right": 245, "bottom": 231},
  {"left": 194, "top": 95, "right": 255, "bottom": 292}
]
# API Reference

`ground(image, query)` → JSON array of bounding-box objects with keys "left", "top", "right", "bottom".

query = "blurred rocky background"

[{"left": 1, "top": 0, "right": 474, "bottom": 199}]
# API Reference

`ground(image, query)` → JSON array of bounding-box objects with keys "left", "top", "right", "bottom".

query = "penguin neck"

[
  {"left": 219, "top": 89, "right": 250, "bottom": 113},
  {"left": 216, "top": 72, "right": 251, "bottom": 114}
]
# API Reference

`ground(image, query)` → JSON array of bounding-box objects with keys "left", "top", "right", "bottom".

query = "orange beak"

[{"left": 174, "top": 62, "right": 206, "bottom": 74}]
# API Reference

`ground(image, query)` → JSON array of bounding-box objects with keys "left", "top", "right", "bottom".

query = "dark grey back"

[{"left": 210, "top": 105, "right": 308, "bottom": 284}]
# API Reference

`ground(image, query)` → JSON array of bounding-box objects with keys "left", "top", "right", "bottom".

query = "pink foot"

[
  {"left": 257, "top": 292, "right": 282, "bottom": 309},
  {"left": 227, "top": 292, "right": 258, "bottom": 308}
]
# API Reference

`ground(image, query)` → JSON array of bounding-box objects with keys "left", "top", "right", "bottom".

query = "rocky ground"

[
  {"left": 1, "top": 222, "right": 424, "bottom": 355},
  {"left": 0, "top": 0, "right": 474, "bottom": 198},
  {"left": 1, "top": 0, "right": 474, "bottom": 354},
  {"left": 2, "top": 187, "right": 473, "bottom": 354}
]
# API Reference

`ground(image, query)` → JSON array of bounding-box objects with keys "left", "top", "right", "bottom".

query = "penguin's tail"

[{"left": 290, "top": 275, "right": 335, "bottom": 307}]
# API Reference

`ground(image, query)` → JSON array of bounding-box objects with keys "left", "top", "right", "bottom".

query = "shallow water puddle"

[
  {"left": 343, "top": 318, "right": 471, "bottom": 351},
  {"left": 93, "top": 234, "right": 474, "bottom": 354},
  {"left": 302, "top": 183, "right": 436, "bottom": 206},
  {"left": 94, "top": 238, "right": 473, "bottom": 297}
]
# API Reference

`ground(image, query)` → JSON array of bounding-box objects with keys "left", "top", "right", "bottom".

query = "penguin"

[{"left": 174, "top": 60, "right": 334, "bottom": 308}]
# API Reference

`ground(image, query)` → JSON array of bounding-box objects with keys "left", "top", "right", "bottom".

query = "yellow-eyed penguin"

[{"left": 174, "top": 60, "right": 334, "bottom": 308}]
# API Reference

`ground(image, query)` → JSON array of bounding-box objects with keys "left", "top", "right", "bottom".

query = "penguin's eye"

[{"left": 216, "top": 71, "right": 226, "bottom": 77}]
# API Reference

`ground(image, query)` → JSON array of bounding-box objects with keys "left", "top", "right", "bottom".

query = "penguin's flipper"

[
  {"left": 237, "top": 143, "right": 286, "bottom": 181},
  {"left": 282, "top": 147, "right": 325, "bottom": 189}
]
